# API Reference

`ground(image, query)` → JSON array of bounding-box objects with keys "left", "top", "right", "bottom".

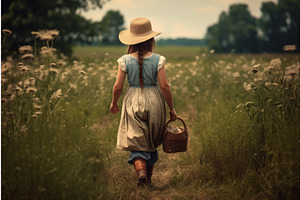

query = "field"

[{"left": 1, "top": 44, "right": 299, "bottom": 199}]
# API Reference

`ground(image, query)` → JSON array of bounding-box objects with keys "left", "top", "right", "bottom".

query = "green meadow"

[{"left": 1, "top": 44, "right": 299, "bottom": 199}]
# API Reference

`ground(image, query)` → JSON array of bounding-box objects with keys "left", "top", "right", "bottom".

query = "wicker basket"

[{"left": 163, "top": 117, "right": 188, "bottom": 153}]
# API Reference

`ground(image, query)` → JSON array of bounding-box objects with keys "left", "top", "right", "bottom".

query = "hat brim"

[{"left": 119, "top": 29, "right": 161, "bottom": 45}]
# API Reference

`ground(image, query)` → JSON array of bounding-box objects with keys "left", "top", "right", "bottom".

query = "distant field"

[{"left": 73, "top": 45, "right": 208, "bottom": 62}]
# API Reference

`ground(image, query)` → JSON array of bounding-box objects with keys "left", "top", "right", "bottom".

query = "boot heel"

[{"left": 137, "top": 170, "right": 147, "bottom": 186}]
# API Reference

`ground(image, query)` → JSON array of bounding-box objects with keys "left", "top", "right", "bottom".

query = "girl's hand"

[
  {"left": 169, "top": 108, "right": 177, "bottom": 121},
  {"left": 110, "top": 103, "right": 119, "bottom": 114}
]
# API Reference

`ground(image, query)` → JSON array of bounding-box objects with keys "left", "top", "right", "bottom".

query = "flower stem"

[
  {"left": 50, "top": 75, "right": 82, "bottom": 114},
  {"left": 34, "top": 38, "right": 37, "bottom": 57},
  {"left": 1, "top": 35, "right": 7, "bottom": 49}
]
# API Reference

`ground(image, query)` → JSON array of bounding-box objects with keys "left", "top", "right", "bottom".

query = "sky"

[{"left": 81, "top": 0, "right": 277, "bottom": 39}]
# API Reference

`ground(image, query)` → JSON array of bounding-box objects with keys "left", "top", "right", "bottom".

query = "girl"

[{"left": 110, "top": 17, "right": 176, "bottom": 186}]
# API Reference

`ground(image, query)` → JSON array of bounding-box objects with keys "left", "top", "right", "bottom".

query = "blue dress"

[{"left": 116, "top": 53, "right": 166, "bottom": 152}]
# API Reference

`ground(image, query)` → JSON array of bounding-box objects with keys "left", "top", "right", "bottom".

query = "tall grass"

[
  {"left": 1, "top": 31, "right": 114, "bottom": 199},
  {"left": 164, "top": 52, "right": 299, "bottom": 199},
  {"left": 2, "top": 35, "right": 299, "bottom": 199}
]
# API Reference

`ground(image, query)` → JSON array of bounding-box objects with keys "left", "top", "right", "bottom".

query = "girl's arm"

[
  {"left": 110, "top": 66, "right": 126, "bottom": 114},
  {"left": 157, "top": 65, "right": 177, "bottom": 120}
]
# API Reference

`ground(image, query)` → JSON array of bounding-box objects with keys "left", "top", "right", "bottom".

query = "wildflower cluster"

[
  {"left": 31, "top": 29, "right": 59, "bottom": 41},
  {"left": 1, "top": 29, "right": 89, "bottom": 141}
]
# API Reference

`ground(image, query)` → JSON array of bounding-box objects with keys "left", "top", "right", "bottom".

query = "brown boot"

[
  {"left": 133, "top": 158, "right": 147, "bottom": 186},
  {"left": 146, "top": 166, "right": 153, "bottom": 185}
]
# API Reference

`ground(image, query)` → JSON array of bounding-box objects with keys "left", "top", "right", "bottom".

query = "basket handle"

[{"left": 165, "top": 117, "right": 187, "bottom": 132}]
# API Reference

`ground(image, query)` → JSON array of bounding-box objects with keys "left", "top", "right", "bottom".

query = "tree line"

[
  {"left": 157, "top": 38, "right": 206, "bottom": 46},
  {"left": 1, "top": 0, "right": 124, "bottom": 57},
  {"left": 206, "top": 0, "right": 299, "bottom": 53}
]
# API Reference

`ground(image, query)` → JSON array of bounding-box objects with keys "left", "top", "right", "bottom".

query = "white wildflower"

[
  {"left": 3, "top": 29, "right": 12, "bottom": 36},
  {"left": 26, "top": 87, "right": 38, "bottom": 93},
  {"left": 19, "top": 45, "right": 33, "bottom": 54},
  {"left": 21, "top": 54, "right": 34, "bottom": 61},
  {"left": 233, "top": 72, "right": 240, "bottom": 78},
  {"left": 283, "top": 45, "right": 297, "bottom": 52},
  {"left": 15, "top": 86, "right": 24, "bottom": 95},
  {"left": 51, "top": 89, "right": 62, "bottom": 99},
  {"left": 33, "top": 103, "right": 42, "bottom": 109},
  {"left": 277, "top": 104, "right": 283, "bottom": 108},
  {"left": 29, "top": 78, "right": 35, "bottom": 85},
  {"left": 34, "top": 97, "right": 40, "bottom": 102},
  {"left": 79, "top": 70, "right": 87, "bottom": 76},
  {"left": 285, "top": 64, "right": 299, "bottom": 76},
  {"left": 49, "top": 67, "right": 59, "bottom": 75},
  {"left": 1, "top": 63, "right": 9, "bottom": 74},
  {"left": 38, "top": 30, "right": 54, "bottom": 41},
  {"left": 265, "top": 82, "right": 272, "bottom": 86},
  {"left": 251, "top": 64, "right": 260, "bottom": 74},
  {"left": 58, "top": 60, "right": 67, "bottom": 66},
  {"left": 49, "top": 30, "right": 59, "bottom": 38},
  {"left": 243, "top": 82, "right": 252, "bottom": 91},
  {"left": 35, "top": 111, "right": 42, "bottom": 115},
  {"left": 270, "top": 58, "right": 282, "bottom": 68},
  {"left": 1, "top": 98, "right": 8, "bottom": 103},
  {"left": 19, "top": 66, "right": 30, "bottom": 72},
  {"left": 39, "top": 65, "right": 46, "bottom": 70},
  {"left": 31, "top": 31, "right": 40, "bottom": 38},
  {"left": 40, "top": 47, "right": 55, "bottom": 56}
]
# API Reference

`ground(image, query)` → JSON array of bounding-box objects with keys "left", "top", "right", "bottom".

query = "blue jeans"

[{"left": 128, "top": 150, "right": 158, "bottom": 167}]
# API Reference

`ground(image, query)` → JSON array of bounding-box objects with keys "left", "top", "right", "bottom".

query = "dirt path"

[
  {"left": 104, "top": 147, "right": 184, "bottom": 200},
  {"left": 93, "top": 107, "right": 197, "bottom": 199}
]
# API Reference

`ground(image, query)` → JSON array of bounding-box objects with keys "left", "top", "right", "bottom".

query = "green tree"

[
  {"left": 259, "top": 0, "right": 299, "bottom": 52},
  {"left": 99, "top": 10, "right": 124, "bottom": 44},
  {"left": 1, "top": 0, "right": 107, "bottom": 56},
  {"left": 206, "top": 4, "right": 258, "bottom": 53}
]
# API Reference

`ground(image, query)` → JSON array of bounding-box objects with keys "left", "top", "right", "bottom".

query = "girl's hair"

[{"left": 127, "top": 38, "right": 156, "bottom": 89}]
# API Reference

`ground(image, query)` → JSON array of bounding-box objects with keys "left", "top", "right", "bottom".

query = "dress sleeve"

[
  {"left": 157, "top": 56, "right": 166, "bottom": 72},
  {"left": 117, "top": 56, "right": 127, "bottom": 72}
]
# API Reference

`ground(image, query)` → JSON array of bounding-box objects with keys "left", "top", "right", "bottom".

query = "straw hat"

[{"left": 119, "top": 17, "right": 161, "bottom": 45}]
